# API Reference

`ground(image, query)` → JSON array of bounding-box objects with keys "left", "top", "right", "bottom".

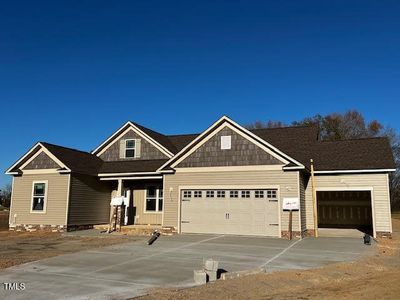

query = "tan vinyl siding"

[
  {"left": 10, "top": 173, "right": 69, "bottom": 226},
  {"left": 304, "top": 173, "right": 392, "bottom": 233},
  {"left": 133, "top": 188, "right": 162, "bottom": 225},
  {"left": 299, "top": 173, "right": 309, "bottom": 232},
  {"left": 163, "top": 169, "right": 300, "bottom": 232},
  {"left": 68, "top": 174, "right": 112, "bottom": 225}
]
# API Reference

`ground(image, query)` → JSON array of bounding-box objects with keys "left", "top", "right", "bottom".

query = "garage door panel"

[{"left": 181, "top": 189, "right": 280, "bottom": 237}]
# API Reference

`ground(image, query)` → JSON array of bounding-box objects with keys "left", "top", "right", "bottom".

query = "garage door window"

[
  {"left": 230, "top": 191, "right": 238, "bottom": 198},
  {"left": 241, "top": 190, "right": 250, "bottom": 198},
  {"left": 183, "top": 191, "right": 192, "bottom": 198},
  {"left": 194, "top": 191, "right": 202, "bottom": 198},
  {"left": 217, "top": 191, "right": 225, "bottom": 198},
  {"left": 255, "top": 190, "right": 264, "bottom": 198},
  {"left": 267, "top": 190, "right": 277, "bottom": 199},
  {"left": 206, "top": 190, "right": 214, "bottom": 198},
  {"left": 146, "top": 186, "right": 163, "bottom": 212}
]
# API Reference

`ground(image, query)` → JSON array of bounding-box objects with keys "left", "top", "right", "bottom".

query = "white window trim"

[
  {"left": 144, "top": 186, "right": 163, "bottom": 214},
  {"left": 125, "top": 139, "right": 136, "bottom": 158},
  {"left": 30, "top": 180, "right": 48, "bottom": 214}
]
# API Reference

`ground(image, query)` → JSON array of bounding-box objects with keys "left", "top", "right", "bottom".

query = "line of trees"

[{"left": 246, "top": 110, "right": 400, "bottom": 209}]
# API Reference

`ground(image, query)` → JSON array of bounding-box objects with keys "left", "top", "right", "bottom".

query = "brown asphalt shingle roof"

[
  {"left": 41, "top": 142, "right": 103, "bottom": 176},
  {"left": 10, "top": 123, "right": 395, "bottom": 176},
  {"left": 99, "top": 159, "right": 168, "bottom": 174},
  {"left": 308, "top": 137, "right": 395, "bottom": 171}
]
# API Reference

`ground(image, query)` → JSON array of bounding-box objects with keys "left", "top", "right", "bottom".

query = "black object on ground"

[
  {"left": 363, "top": 234, "right": 371, "bottom": 245},
  {"left": 147, "top": 230, "right": 161, "bottom": 245}
]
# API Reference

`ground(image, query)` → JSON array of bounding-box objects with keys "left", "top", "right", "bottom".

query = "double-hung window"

[
  {"left": 145, "top": 186, "right": 163, "bottom": 212},
  {"left": 125, "top": 139, "right": 136, "bottom": 158},
  {"left": 31, "top": 181, "right": 47, "bottom": 212}
]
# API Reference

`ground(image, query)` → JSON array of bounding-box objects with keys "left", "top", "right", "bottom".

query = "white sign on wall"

[{"left": 282, "top": 197, "right": 300, "bottom": 210}]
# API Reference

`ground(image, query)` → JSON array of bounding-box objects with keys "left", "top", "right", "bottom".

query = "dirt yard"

[
  {"left": 0, "top": 210, "right": 9, "bottom": 231},
  {"left": 0, "top": 230, "right": 138, "bottom": 270},
  {"left": 140, "top": 214, "right": 400, "bottom": 300}
]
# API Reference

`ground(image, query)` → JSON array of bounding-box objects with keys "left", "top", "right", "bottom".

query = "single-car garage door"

[
  {"left": 317, "top": 190, "right": 373, "bottom": 234},
  {"left": 180, "top": 189, "right": 280, "bottom": 236}
]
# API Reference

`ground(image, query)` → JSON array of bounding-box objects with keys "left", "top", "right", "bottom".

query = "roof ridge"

[
  {"left": 249, "top": 124, "right": 317, "bottom": 131},
  {"left": 319, "top": 136, "right": 388, "bottom": 143},
  {"left": 167, "top": 133, "right": 200, "bottom": 137},
  {"left": 130, "top": 121, "right": 167, "bottom": 137}
]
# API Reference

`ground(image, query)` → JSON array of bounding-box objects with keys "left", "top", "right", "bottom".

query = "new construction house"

[{"left": 5, "top": 116, "right": 396, "bottom": 238}]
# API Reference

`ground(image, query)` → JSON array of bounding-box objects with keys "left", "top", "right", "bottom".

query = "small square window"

[
  {"left": 230, "top": 191, "right": 238, "bottom": 198},
  {"left": 206, "top": 191, "right": 214, "bottom": 198},
  {"left": 217, "top": 190, "right": 225, "bottom": 198},
  {"left": 183, "top": 191, "right": 192, "bottom": 198},
  {"left": 194, "top": 191, "right": 202, "bottom": 198},
  {"left": 241, "top": 190, "right": 250, "bottom": 198}
]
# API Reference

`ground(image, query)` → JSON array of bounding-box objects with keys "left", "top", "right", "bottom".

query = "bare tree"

[
  {"left": 0, "top": 184, "right": 12, "bottom": 208},
  {"left": 246, "top": 120, "right": 287, "bottom": 129}
]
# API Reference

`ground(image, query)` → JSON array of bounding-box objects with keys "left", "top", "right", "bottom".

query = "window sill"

[
  {"left": 30, "top": 211, "right": 47, "bottom": 214},
  {"left": 144, "top": 211, "right": 163, "bottom": 214}
]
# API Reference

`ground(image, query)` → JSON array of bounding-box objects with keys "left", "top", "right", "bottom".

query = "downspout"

[{"left": 310, "top": 159, "right": 318, "bottom": 238}]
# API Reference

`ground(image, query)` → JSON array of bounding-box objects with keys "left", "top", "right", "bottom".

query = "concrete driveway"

[{"left": 0, "top": 234, "right": 374, "bottom": 300}]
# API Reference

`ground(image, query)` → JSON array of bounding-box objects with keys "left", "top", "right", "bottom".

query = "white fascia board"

[
  {"left": 98, "top": 171, "right": 161, "bottom": 177},
  {"left": 100, "top": 176, "right": 163, "bottom": 181},
  {"left": 5, "top": 142, "right": 41, "bottom": 174},
  {"left": 282, "top": 166, "right": 306, "bottom": 170},
  {"left": 314, "top": 169, "right": 396, "bottom": 174}
]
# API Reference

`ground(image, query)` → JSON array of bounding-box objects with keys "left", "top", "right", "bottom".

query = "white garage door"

[{"left": 180, "top": 189, "right": 280, "bottom": 237}]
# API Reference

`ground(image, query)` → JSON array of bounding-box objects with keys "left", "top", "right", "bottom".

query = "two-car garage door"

[{"left": 180, "top": 188, "right": 280, "bottom": 236}]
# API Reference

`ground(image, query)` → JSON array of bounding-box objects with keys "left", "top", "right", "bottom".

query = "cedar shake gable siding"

[
  {"left": 176, "top": 127, "right": 283, "bottom": 168},
  {"left": 23, "top": 152, "right": 61, "bottom": 170},
  {"left": 100, "top": 129, "right": 169, "bottom": 161}
]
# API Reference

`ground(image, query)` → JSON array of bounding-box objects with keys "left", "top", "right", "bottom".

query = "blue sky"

[{"left": 1, "top": 0, "right": 400, "bottom": 186}]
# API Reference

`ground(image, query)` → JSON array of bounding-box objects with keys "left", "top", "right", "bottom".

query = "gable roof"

[
  {"left": 158, "top": 116, "right": 306, "bottom": 171},
  {"left": 92, "top": 121, "right": 175, "bottom": 157},
  {"left": 6, "top": 117, "right": 396, "bottom": 177},
  {"left": 6, "top": 142, "right": 103, "bottom": 176},
  {"left": 41, "top": 143, "right": 103, "bottom": 176}
]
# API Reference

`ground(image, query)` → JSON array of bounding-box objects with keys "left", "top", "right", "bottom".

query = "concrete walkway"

[{"left": 0, "top": 234, "right": 374, "bottom": 300}]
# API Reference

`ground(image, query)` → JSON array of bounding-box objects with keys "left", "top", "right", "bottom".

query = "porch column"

[{"left": 117, "top": 179, "right": 123, "bottom": 197}]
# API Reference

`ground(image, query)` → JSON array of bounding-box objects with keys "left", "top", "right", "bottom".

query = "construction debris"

[{"left": 147, "top": 230, "right": 160, "bottom": 245}]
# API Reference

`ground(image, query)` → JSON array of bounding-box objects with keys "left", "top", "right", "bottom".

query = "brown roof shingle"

[
  {"left": 10, "top": 122, "right": 394, "bottom": 176},
  {"left": 99, "top": 159, "right": 168, "bottom": 174},
  {"left": 41, "top": 142, "right": 103, "bottom": 176}
]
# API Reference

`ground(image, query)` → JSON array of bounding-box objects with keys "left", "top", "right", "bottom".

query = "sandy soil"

[
  {"left": 0, "top": 211, "right": 9, "bottom": 231},
  {"left": 0, "top": 230, "right": 138, "bottom": 270},
  {"left": 140, "top": 214, "right": 400, "bottom": 300}
]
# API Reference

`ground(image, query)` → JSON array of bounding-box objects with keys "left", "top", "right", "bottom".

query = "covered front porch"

[{"left": 100, "top": 176, "right": 164, "bottom": 227}]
